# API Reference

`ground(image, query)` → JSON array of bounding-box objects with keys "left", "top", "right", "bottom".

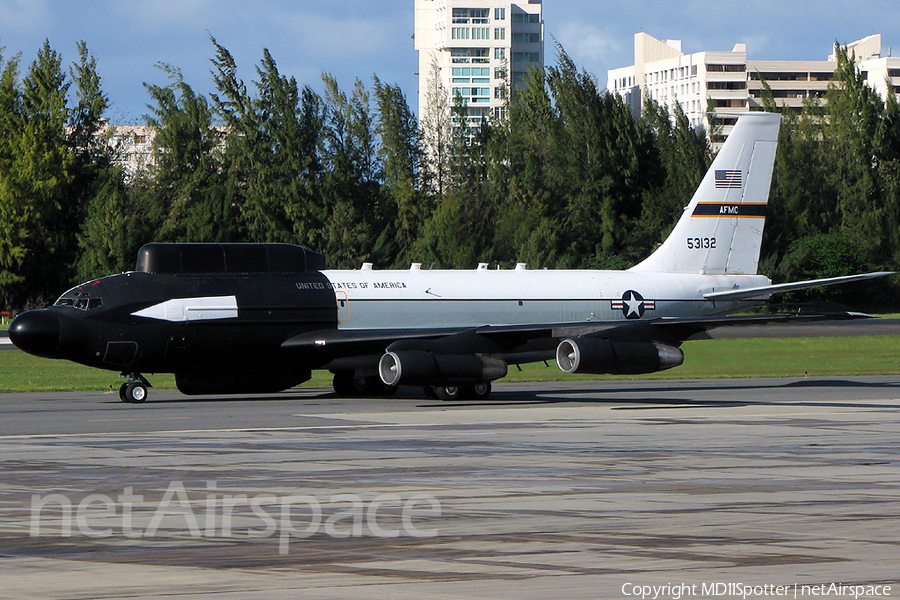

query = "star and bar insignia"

[{"left": 611, "top": 290, "right": 656, "bottom": 319}]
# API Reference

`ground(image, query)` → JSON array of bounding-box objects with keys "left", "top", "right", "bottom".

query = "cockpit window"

[{"left": 54, "top": 296, "right": 103, "bottom": 311}]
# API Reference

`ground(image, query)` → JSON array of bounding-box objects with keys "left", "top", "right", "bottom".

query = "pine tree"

[
  {"left": 420, "top": 57, "right": 453, "bottom": 197},
  {"left": 825, "top": 45, "right": 886, "bottom": 264},
  {"left": 211, "top": 41, "right": 325, "bottom": 247},
  {"left": 635, "top": 97, "right": 708, "bottom": 262},
  {"left": 144, "top": 63, "right": 228, "bottom": 242},
  {"left": 318, "top": 74, "right": 378, "bottom": 267},
  {"left": 497, "top": 64, "right": 559, "bottom": 267},
  {"left": 0, "top": 41, "right": 75, "bottom": 306},
  {"left": 372, "top": 76, "right": 424, "bottom": 266}
]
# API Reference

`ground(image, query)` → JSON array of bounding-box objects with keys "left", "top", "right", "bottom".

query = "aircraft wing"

[
  {"left": 282, "top": 308, "right": 875, "bottom": 362},
  {"left": 548, "top": 309, "right": 877, "bottom": 345},
  {"left": 703, "top": 271, "right": 894, "bottom": 301},
  {"left": 640, "top": 310, "right": 876, "bottom": 342},
  {"left": 283, "top": 327, "right": 464, "bottom": 347},
  {"left": 281, "top": 271, "right": 893, "bottom": 355}
]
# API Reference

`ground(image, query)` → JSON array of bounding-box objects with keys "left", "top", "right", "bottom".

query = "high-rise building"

[
  {"left": 414, "top": 0, "right": 544, "bottom": 127},
  {"left": 608, "top": 33, "right": 900, "bottom": 143}
]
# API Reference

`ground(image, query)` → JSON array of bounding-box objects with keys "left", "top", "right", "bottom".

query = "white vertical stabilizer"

[{"left": 630, "top": 112, "right": 781, "bottom": 275}]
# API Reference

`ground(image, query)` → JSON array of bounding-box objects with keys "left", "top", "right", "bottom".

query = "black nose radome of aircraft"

[{"left": 9, "top": 310, "right": 61, "bottom": 358}]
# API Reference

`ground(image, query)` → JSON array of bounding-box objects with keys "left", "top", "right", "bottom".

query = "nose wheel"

[{"left": 119, "top": 373, "right": 151, "bottom": 404}]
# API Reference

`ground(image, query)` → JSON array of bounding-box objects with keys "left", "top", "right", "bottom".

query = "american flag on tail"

[{"left": 715, "top": 169, "right": 742, "bottom": 188}]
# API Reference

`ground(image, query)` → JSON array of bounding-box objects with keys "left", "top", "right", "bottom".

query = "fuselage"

[
  {"left": 323, "top": 267, "right": 771, "bottom": 329},
  {"left": 14, "top": 266, "right": 770, "bottom": 378}
]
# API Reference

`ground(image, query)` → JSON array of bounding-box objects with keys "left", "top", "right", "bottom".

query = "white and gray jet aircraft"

[{"left": 9, "top": 112, "right": 892, "bottom": 402}]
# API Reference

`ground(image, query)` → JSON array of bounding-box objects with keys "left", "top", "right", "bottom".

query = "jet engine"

[
  {"left": 379, "top": 351, "right": 508, "bottom": 387},
  {"left": 555, "top": 338, "right": 684, "bottom": 375}
]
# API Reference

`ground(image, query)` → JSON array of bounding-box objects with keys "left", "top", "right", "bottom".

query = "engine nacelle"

[
  {"left": 175, "top": 368, "right": 311, "bottom": 395},
  {"left": 379, "top": 351, "right": 508, "bottom": 387},
  {"left": 555, "top": 338, "right": 684, "bottom": 375}
]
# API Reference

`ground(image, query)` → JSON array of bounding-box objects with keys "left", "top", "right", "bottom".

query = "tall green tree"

[
  {"left": 68, "top": 41, "right": 108, "bottom": 167},
  {"left": 760, "top": 98, "right": 839, "bottom": 275},
  {"left": 372, "top": 76, "right": 424, "bottom": 266},
  {"left": 74, "top": 165, "right": 133, "bottom": 280},
  {"left": 635, "top": 98, "right": 709, "bottom": 262},
  {"left": 143, "top": 63, "right": 228, "bottom": 243},
  {"left": 496, "top": 64, "right": 560, "bottom": 267},
  {"left": 210, "top": 40, "right": 324, "bottom": 247},
  {"left": 825, "top": 45, "right": 888, "bottom": 265},
  {"left": 0, "top": 41, "right": 75, "bottom": 306},
  {"left": 68, "top": 41, "right": 134, "bottom": 282},
  {"left": 318, "top": 74, "right": 379, "bottom": 268},
  {"left": 0, "top": 46, "right": 24, "bottom": 303},
  {"left": 418, "top": 117, "right": 498, "bottom": 268},
  {"left": 877, "top": 82, "right": 900, "bottom": 266},
  {"left": 548, "top": 47, "right": 657, "bottom": 264},
  {"left": 493, "top": 45, "right": 662, "bottom": 269},
  {"left": 254, "top": 51, "right": 324, "bottom": 246},
  {"left": 420, "top": 56, "right": 453, "bottom": 198}
]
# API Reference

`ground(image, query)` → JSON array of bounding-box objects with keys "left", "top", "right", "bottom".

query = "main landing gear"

[
  {"left": 332, "top": 372, "right": 398, "bottom": 397},
  {"left": 119, "top": 373, "right": 151, "bottom": 404},
  {"left": 425, "top": 383, "right": 492, "bottom": 401},
  {"left": 332, "top": 372, "right": 492, "bottom": 400}
]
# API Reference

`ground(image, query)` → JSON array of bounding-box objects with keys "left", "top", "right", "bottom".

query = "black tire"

[
  {"left": 332, "top": 372, "right": 364, "bottom": 396},
  {"left": 467, "top": 382, "right": 491, "bottom": 400},
  {"left": 119, "top": 382, "right": 130, "bottom": 403},
  {"left": 423, "top": 386, "right": 439, "bottom": 400},
  {"left": 125, "top": 382, "right": 148, "bottom": 404},
  {"left": 434, "top": 386, "right": 462, "bottom": 401},
  {"left": 364, "top": 377, "right": 398, "bottom": 396}
]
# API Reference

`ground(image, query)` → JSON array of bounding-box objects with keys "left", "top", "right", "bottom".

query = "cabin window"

[{"left": 54, "top": 296, "right": 103, "bottom": 310}]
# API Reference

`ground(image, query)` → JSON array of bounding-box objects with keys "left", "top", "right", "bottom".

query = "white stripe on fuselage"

[
  {"left": 320, "top": 269, "right": 771, "bottom": 330},
  {"left": 131, "top": 296, "right": 239, "bottom": 322}
]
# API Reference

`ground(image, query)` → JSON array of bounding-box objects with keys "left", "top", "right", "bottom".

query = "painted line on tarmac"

[
  {"left": 0, "top": 418, "right": 568, "bottom": 440},
  {"left": 88, "top": 416, "right": 194, "bottom": 422},
  {"left": 1, "top": 405, "right": 893, "bottom": 441},
  {"left": 0, "top": 423, "right": 439, "bottom": 440}
]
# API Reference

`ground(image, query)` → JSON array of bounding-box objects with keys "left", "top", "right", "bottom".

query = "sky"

[{"left": 1, "top": 0, "right": 898, "bottom": 123}]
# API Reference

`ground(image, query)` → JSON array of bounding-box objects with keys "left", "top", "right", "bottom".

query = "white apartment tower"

[
  {"left": 414, "top": 0, "right": 544, "bottom": 127},
  {"left": 608, "top": 33, "right": 900, "bottom": 143}
]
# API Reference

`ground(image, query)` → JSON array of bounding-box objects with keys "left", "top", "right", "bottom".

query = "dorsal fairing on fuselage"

[
  {"left": 135, "top": 242, "right": 327, "bottom": 275},
  {"left": 630, "top": 112, "right": 781, "bottom": 276},
  {"left": 49, "top": 242, "right": 330, "bottom": 321}
]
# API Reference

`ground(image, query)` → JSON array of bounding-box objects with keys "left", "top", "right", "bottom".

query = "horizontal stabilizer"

[{"left": 703, "top": 271, "right": 895, "bottom": 301}]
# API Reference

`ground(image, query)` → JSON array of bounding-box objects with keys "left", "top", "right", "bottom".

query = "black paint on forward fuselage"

[{"left": 11, "top": 244, "right": 338, "bottom": 397}]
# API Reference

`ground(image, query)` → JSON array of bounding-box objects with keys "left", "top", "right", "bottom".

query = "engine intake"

[
  {"left": 556, "top": 338, "right": 684, "bottom": 375},
  {"left": 379, "top": 351, "right": 508, "bottom": 387}
]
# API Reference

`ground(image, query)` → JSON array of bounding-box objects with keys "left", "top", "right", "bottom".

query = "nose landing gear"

[{"left": 119, "top": 373, "right": 152, "bottom": 404}]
